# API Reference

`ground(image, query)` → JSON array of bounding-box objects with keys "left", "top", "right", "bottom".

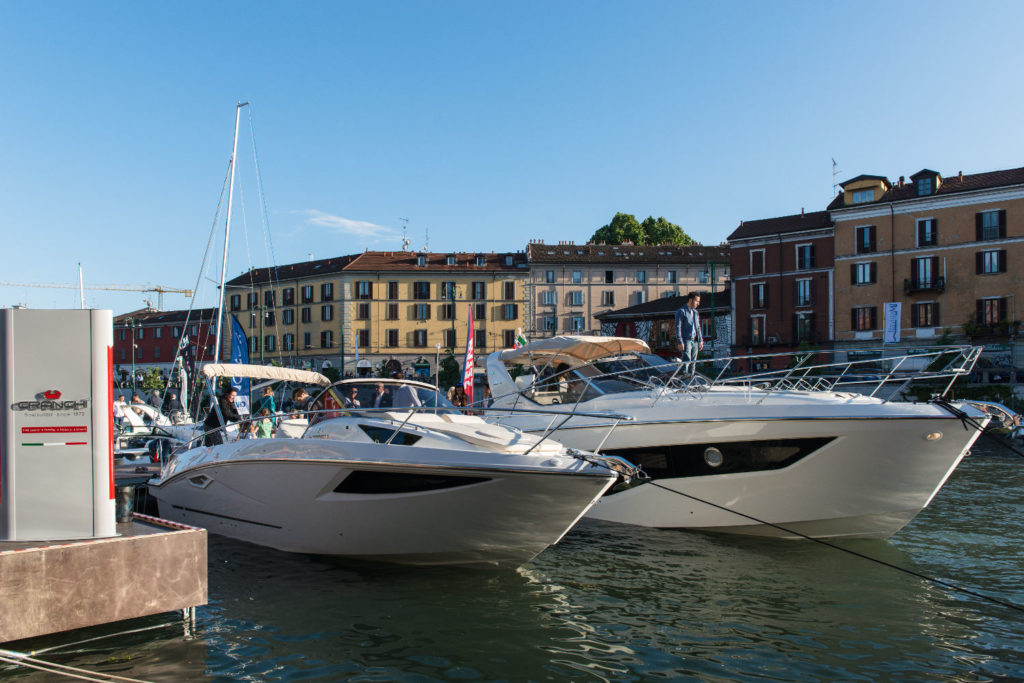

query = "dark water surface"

[{"left": 5, "top": 442, "right": 1024, "bottom": 681}]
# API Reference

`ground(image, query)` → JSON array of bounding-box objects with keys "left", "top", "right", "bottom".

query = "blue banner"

[{"left": 230, "top": 315, "right": 251, "bottom": 415}]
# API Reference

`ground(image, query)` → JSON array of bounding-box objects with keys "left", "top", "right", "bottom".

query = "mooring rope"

[{"left": 0, "top": 649, "right": 153, "bottom": 682}]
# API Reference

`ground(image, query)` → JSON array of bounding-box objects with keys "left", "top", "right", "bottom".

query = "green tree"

[
  {"left": 141, "top": 367, "right": 164, "bottom": 392},
  {"left": 590, "top": 212, "right": 695, "bottom": 246},
  {"left": 438, "top": 353, "right": 461, "bottom": 390}
]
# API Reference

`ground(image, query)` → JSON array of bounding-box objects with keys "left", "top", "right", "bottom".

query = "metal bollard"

[{"left": 116, "top": 485, "right": 135, "bottom": 524}]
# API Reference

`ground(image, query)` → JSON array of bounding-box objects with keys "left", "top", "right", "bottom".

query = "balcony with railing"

[{"left": 903, "top": 276, "right": 945, "bottom": 295}]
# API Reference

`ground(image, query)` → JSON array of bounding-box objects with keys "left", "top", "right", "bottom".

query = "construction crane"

[{"left": 0, "top": 282, "right": 193, "bottom": 311}]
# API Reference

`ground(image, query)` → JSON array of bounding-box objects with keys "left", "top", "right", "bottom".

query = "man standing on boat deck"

[
  {"left": 148, "top": 389, "right": 163, "bottom": 410},
  {"left": 675, "top": 292, "right": 703, "bottom": 375}
]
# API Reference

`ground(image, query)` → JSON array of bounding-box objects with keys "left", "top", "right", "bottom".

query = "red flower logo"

[{"left": 43, "top": 390, "right": 61, "bottom": 400}]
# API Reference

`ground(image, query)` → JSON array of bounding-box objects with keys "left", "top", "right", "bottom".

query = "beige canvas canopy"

[
  {"left": 201, "top": 363, "right": 332, "bottom": 387},
  {"left": 498, "top": 336, "right": 651, "bottom": 364}
]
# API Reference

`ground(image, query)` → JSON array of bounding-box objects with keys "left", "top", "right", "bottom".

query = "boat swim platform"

[{"left": 0, "top": 514, "right": 207, "bottom": 643}]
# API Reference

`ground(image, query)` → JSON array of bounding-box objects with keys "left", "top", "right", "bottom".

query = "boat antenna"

[{"left": 214, "top": 101, "right": 249, "bottom": 364}]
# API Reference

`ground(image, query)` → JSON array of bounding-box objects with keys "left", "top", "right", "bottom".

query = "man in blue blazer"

[{"left": 674, "top": 292, "right": 703, "bottom": 375}]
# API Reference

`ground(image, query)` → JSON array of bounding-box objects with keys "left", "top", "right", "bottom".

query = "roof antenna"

[
  {"left": 399, "top": 217, "right": 410, "bottom": 251},
  {"left": 832, "top": 157, "right": 840, "bottom": 196},
  {"left": 424, "top": 227, "right": 430, "bottom": 252}
]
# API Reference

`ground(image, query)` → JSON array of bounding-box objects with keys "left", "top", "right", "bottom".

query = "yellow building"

[
  {"left": 223, "top": 251, "right": 528, "bottom": 375},
  {"left": 831, "top": 166, "right": 1024, "bottom": 355}
]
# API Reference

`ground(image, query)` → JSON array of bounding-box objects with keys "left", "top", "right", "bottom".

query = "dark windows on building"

[
  {"left": 320, "top": 330, "right": 333, "bottom": 348},
  {"left": 247, "top": 292, "right": 258, "bottom": 309},
  {"left": 977, "top": 297, "right": 1008, "bottom": 325},
  {"left": 386, "top": 303, "right": 399, "bottom": 320},
  {"left": 321, "top": 283, "right": 334, "bottom": 301},
  {"left": 283, "top": 309, "right": 294, "bottom": 325},
  {"left": 916, "top": 219, "right": 937, "bottom": 247},
  {"left": 301, "top": 307, "right": 311, "bottom": 324},
  {"left": 795, "top": 279, "right": 813, "bottom": 307},
  {"left": 750, "top": 249, "right": 765, "bottom": 275},
  {"left": 852, "top": 306, "right": 878, "bottom": 331},
  {"left": 356, "top": 281, "right": 373, "bottom": 299},
  {"left": 856, "top": 225, "right": 876, "bottom": 254},
  {"left": 357, "top": 329, "right": 370, "bottom": 347},
  {"left": 911, "top": 302, "right": 940, "bottom": 328},
  {"left": 443, "top": 329, "right": 456, "bottom": 349},
  {"left": 413, "top": 282, "right": 431, "bottom": 300},
  {"left": 301, "top": 286, "right": 314, "bottom": 303},
  {"left": 749, "top": 315, "right": 765, "bottom": 345},
  {"left": 851, "top": 262, "right": 877, "bottom": 285},
  {"left": 357, "top": 303, "right": 370, "bottom": 320},
  {"left": 502, "top": 303, "right": 519, "bottom": 321},
  {"left": 321, "top": 305, "right": 333, "bottom": 322},
  {"left": 471, "top": 282, "right": 486, "bottom": 300},
  {"left": 977, "top": 210, "right": 1007, "bottom": 241},
  {"left": 282, "top": 288, "right": 295, "bottom": 306},
  {"left": 795, "top": 244, "right": 816, "bottom": 270},
  {"left": 605, "top": 270, "right": 614, "bottom": 284},
  {"left": 503, "top": 329, "right": 516, "bottom": 347},
  {"left": 386, "top": 329, "right": 399, "bottom": 347},
  {"left": 750, "top": 282, "right": 767, "bottom": 309},
  {"left": 413, "top": 330, "right": 428, "bottom": 347},
  {"left": 977, "top": 249, "right": 1007, "bottom": 274},
  {"left": 415, "top": 303, "right": 431, "bottom": 320},
  {"left": 230, "top": 295, "right": 241, "bottom": 311},
  {"left": 387, "top": 281, "right": 400, "bottom": 300}
]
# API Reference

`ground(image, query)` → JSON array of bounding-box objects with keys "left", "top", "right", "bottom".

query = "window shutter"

[
  {"left": 792, "top": 281, "right": 798, "bottom": 306},
  {"left": 976, "top": 252, "right": 984, "bottom": 274},
  {"left": 917, "top": 222, "right": 924, "bottom": 246},
  {"left": 792, "top": 314, "right": 798, "bottom": 343},
  {"left": 930, "top": 256, "right": 939, "bottom": 279},
  {"left": 763, "top": 283, "right": 769, "bottom": 307},
  {"left": 512, "top": 304, "right": 519, "bottom": 319},
  {"left": 870, "top": 307, "right": 877, "bottom": 329},
  {"left": 932, "top": 219, "right": 938, "bottom": 244},
  {"left": 851, "top": 308, "right": 857, "bottom": 330},
  {"left": 809, "top": 279, "right": 815, "bottom": 305},
  {"left": 809, "top": 313, "right": 816, "bottom": 342},
  {"left": 976, "top": 213, "right": 984, "bottom": 241},
  {"left": 850, "top": 264, "right": 857, "bottom": 285},
  {"left": 934, "top": 303, "right": 941, "bottom": 327},
  {"left": 911, "top": 304, "right": 919, "bottom": 328},
  {"left": 976, "top": 299, "right": 984, "bottom": 324},
  {"left": 870, "top": 262, "right": 877, "bottom": 283},
  {"left": 999, "top": 210, "right": 1007, "bottom": 238},
  {"left": 999, "top": 298, "right": 1008, "bottom": 322},
  {"left": 810, "top": 245, "right": 817, "bottom": 268},
  {"left": 869, "top": 227, "right": 876, "bottom": 252},
  {"left": 368, "top": 282, "right": 373, "bottom": 299},
  {"left": 999, "top": 250, "right": 1008, "bottom": 273}
]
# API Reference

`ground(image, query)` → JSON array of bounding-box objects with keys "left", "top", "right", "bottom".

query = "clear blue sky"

[{"left": 2, "top": 1, "right": 1022, "bottom": 314}]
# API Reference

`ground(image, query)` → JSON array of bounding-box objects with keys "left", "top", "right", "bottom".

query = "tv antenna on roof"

[
  {"left": 399, "top": 217, "right": 410, "bottom": 251},
  {"left": 832, "top": 158, "right": 840, "bottom": 196},
  {"left": 424, "top": 227, "right": 430, "bottom": 252}
]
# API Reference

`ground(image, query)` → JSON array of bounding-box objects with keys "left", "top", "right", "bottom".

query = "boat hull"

[
  {"left": 150, "top": 439, "right": 614, "bottom": 568},
  {"left": 515, "top": 412, "right": 981, "bottom": 539}
]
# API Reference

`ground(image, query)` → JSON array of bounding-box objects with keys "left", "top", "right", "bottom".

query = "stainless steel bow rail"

[{"left": 507, "top": 345, "right": 983, "bottom": 407}]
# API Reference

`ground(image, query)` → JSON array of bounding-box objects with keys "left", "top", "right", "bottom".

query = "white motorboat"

[
  {"left": 149, "top": 365, "right": 636, "bottom": 568},
  {"left": 485, "top": 336, "right": 988, "bottom": 540}
]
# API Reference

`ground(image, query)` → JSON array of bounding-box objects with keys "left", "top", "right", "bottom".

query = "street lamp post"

[{"left": 128, "top": 317, "right": 137, "bottom": 394}]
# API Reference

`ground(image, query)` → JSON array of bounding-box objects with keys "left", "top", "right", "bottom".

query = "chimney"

[
  {"left": 958, "top": 171, "right": 963, "bottom": 182},
  {"left": 308, "top": 252, "right": 314, "bottom": 261},
  {"left": 800, "top": 207, "right": 804, "bottom": 217},
  {"left": 898, "top": 176, "right": 905, "bottom": 187}
]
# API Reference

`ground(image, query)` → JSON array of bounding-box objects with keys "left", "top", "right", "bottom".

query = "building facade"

[
  {"left": 525, "top": 241, "right": 729, "bottom": 338},
  {"left": 112, "top": 307, "right": 219, "bottom": 382},
  {"left": 831, "top": 166, "right": 1024, "bottom": 363},
  {"left": 727, "top": 211, "right": 834, "bottom": 368},
  {"left": 224, "top": 251, "right": 528, "bottom": 375}
]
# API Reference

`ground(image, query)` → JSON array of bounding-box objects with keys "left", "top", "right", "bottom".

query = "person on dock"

[
  {"left": 164, "top": 392, "right": 183, "bottom": 415},
  {"left": 203, "top": 387, "right": 241, "bottom": 446},
  {"left": 148, "top": 390, "right": 163, "bottom": 410}
]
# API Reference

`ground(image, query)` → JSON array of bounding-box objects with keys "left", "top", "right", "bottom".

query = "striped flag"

[{"left": 462, "top": 304, "right": 474, "bottom": 406}]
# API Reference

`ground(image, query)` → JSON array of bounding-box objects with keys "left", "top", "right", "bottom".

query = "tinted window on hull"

[
  {"left": 334, "top": 471, "right": 491, "bottom": 494},
  {"left": 358, "top": 425, "right": 422, "bottom": 446},
  {"left": 612, "top": 438, "right": 834, "bottom": 479}
]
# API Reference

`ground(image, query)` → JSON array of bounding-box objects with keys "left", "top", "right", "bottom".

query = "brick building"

[{"left": 727, "top": 210, "right": 834, "bottom": 368}]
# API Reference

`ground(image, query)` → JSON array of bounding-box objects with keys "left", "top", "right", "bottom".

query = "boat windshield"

[{"left": 310, "top": 380, "right": 460, "bottom": 421}]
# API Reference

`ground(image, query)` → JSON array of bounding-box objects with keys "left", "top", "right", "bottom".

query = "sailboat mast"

[
  {"left": 77, "top": 263, "right": 85, "bottom": 309},
  {"left": 213, "top": 101, "right": 249, "bottom": 362}
]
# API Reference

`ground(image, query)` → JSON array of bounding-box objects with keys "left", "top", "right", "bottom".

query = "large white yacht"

[
  {"left": 484, "top": 336, "right": 987, "bottom": 540},
  {"left": 150, "top": 365, "right": 636, "bottom": 568}
]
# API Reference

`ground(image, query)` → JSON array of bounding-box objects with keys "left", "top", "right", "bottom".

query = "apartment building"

[
  {"left": 525, "top": 241, "right": 729, "bottom": 337},
  {"left": 223, "top": 251, "right": 528, "bottom": 374},
  {"left": 727, "top": 210, "right": 834, "bottom": 368},
  {"left": 830, "top": 166, "right": 1024, "bottom": 360}
]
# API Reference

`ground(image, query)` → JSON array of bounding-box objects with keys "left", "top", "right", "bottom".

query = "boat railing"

[
  {"left": 159, "top": 404, "right": 636, "bottom": 463},
  {"left": 502, "top": 344, "right": 983, "bottom": 407}
]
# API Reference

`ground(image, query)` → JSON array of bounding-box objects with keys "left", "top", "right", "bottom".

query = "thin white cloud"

[{"left": 300, "top": 210, "right": 400, "bottom": 242}]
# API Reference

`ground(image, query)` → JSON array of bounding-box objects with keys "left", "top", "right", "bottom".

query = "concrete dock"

[{"left": 1, "top": 492, "right": 207, "bottom": 643}]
